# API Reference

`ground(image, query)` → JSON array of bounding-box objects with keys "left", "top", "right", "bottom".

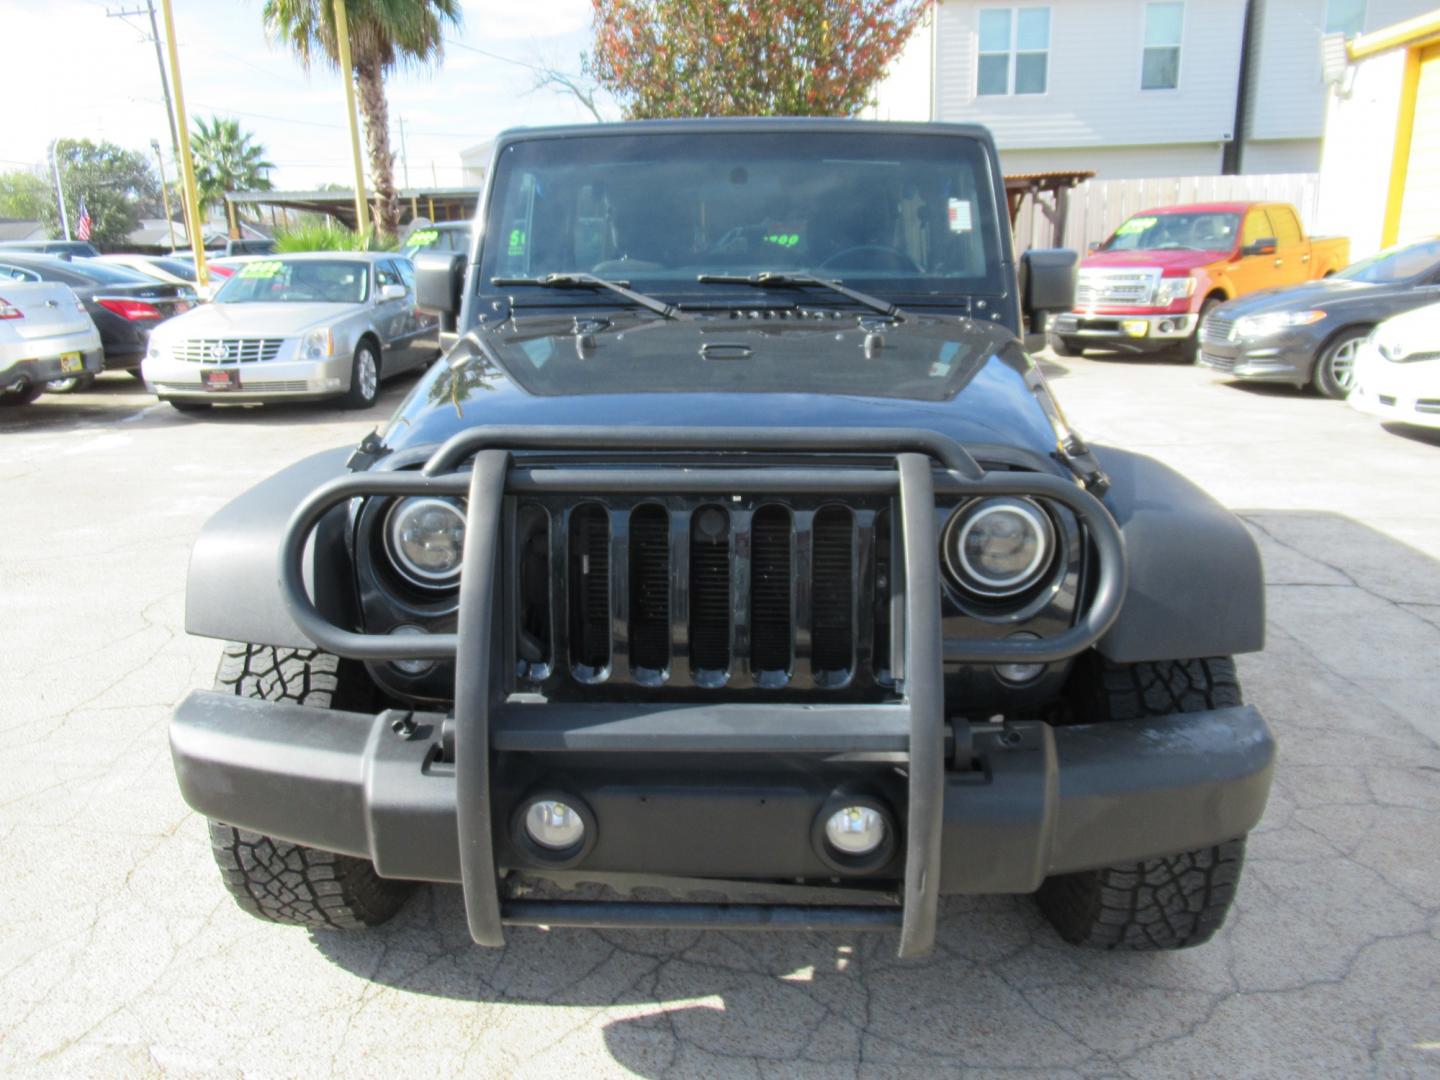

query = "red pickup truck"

[{"left": 1048, "top": 201, "right": 1349, "bottom": 361}]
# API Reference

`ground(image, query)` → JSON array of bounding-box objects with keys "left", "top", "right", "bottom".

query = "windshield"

[
  {"left": 213, "top": 259, "right": 370, "bottom": 304},
  {"left": 149, "top": 257, "right": 198, "bottom": 281},
  {"left": 1335, "top": 237, "right": 1440, "bottom": 283},
  {"left": 1102, "top": 212, "right": 1240, "bottom": 252},
  {"left": 480, "top": 130, "right": 1007, "bottom": 307}
]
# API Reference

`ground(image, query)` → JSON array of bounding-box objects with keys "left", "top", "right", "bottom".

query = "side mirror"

[
  {"left": 1242, "top": 238, "right": 1278, "bottom": 257},
  {"left": 379, "top": 282, "right": 407, "bottom": 302},
  {"left": 414, "top": 251, "right": 465, "bottom": 318},
  {"left": 1019, "top": 248, "right": 1078, "bottom": 348}
]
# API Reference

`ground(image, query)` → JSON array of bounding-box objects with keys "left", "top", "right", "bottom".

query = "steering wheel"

[{"left": 819, "top": 245, "right": 922, "bottom": 273}]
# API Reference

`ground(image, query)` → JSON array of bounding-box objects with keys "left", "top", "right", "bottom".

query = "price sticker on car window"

[
  {"left": 1116, "top": 217, "right": 1157, "bottom": 236},
  {"left": 408, "top": 228, "right": 439, "bottom": 247},
  {"left": 238, "top": 260, "right": 284, "bottom": 279},
  {"left": 947, "top": 199, "right": 973, "bottom": 233}
]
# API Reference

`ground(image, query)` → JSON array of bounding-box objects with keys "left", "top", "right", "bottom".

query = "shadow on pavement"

[{"left": 1380, "top": 421, "right": 1440, "bottom": 447}]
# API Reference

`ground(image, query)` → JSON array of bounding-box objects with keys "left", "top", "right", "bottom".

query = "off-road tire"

[
  {"left": 1036, "top": 657, "right": 1248, "bottom": 950},
  {"left": 1048, "top": 334, "right": 1083, "bottom": 358},
  {"left": 205, "top": 642, "right": 410, "bottom": 929}
]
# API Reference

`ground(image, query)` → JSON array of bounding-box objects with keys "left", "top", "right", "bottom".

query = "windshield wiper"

[
  {"left": 491, "top": 272, "right": 680, "bottom": 319},
  {"left": 696, "top": 271, "right": 906, "bottom": 320}
]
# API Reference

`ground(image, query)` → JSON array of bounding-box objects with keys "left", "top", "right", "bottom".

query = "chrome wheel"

[
  {"left": 357, "top": 347, "right": 378, "bottom": 401},
  {"left": 1315, "top": 330, "right": 1367, "bottom": 400},
  {"left": 1328, "top": 338, "right": 1358, "bottom": 393},
  {"left": 46, "top": 377, "right": 79, "bottom": 393}
]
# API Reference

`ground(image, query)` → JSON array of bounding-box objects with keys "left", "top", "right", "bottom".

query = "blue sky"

[{"left": 12, "top": 0, "right": 617, "bottom": 192}]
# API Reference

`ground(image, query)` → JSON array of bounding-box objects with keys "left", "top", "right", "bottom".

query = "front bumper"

[
  {"left": 1051, "top": 311, "right": 1197, "bottom": 352},
  {"left": 143, "top": 352, "right": 351, "bottom": 402},
  {"left": 1, "top": 327, "right": 105, "bottom": 390},
  {"left": 171, "top": 689, "right": 1274, "bottom": 902},
  {"left": 1349, "top": 345, "right": 1440, "bottom": 429},
  {"left": 1198, "top": 335, "right": 1314, "bottom": 385}
]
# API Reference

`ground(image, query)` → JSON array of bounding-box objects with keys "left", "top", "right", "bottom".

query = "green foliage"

[
  {"left": 191, "top": 116, "right": 275, "bottom": 216},
  {"left": 273, "top": 220, "right": 395, "bottom": 252},
  {"left": 0, "top": 171, "right": 50, "bottom": 220},
  {"left": 588, "top": 0, "right": 931, "bottom": 118},
  {"left": 40, "top": 139, "right": 162, "bottom": 247}
]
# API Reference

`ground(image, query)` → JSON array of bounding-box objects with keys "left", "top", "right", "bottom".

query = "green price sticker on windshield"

[
  {"left": 238, "top": 260, "right": 283, "bottom": 279},
  {"left": 1115, "top": 217, "right": 1157, "bottom": 237},
  {"left": 408, "top": 228, "right": 438, "bottom": 247},
  {"left": 508, "top": 228, "right": 527, "bottom": 257},
  {"left": 763, "top": 232, "right": 800, "bottom": 248}
]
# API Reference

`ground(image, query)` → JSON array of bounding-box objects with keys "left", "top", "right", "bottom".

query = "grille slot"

[
  {"left": 568, "top": 505, "right": 611, "bottom": 676},
  {"left": 688, "top": 506, "right": 732, "bottom": 677},
  {"left": 750, "top": 506, "right": 793, "bottom": 674},
  {"left": 629, "top": 505, "right": 671, "bottom": 673},
  {"left": 1200, "top": 312, "right": 1234, "bottom": 346},
  {"left": 811, "top": 507, "right": 855, "bottom": 676}
]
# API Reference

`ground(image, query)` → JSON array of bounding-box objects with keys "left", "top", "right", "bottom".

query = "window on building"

[
  {"left": 1324, "top": 0, "right": 1365, "bottom": 37},
  {"left": 1142, "top": 2, "right": 1183, "bottom": 90},
  {"left": 977, "top": 7, "right": 1051, "bottom": 97}
]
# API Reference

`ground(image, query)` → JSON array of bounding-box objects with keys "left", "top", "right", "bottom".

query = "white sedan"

[
  {"left": 1349, "top": 300, "right": 1440, "bottom": 431},
  {"left": 0, "top": 281, "right": 103, "bottom": 406}
]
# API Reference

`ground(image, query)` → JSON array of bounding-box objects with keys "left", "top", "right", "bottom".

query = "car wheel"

[
  {"left": 1313, "top": 328, "right": 1368, "bottom": 400},
  {"left": 0, "top": 382, "right": 45, "bottom": 406},
  {"left": 1035, "top": 656, "right": 1249, "bottom": 950},
  {"left": 44, "top": 373, "right": 97, "bottom": 394},
  {"left": 342, "top": 340, "right": 381, "bottom": 409},
  {"left": 1048, "top": 334, "right": 1083, "bottom": 358},
  {"left": 206, "top": 642, "right": 411, "bottom": 929},
  {"left": 1183, "top": 299, "right": 1222, "bottom": 364}
]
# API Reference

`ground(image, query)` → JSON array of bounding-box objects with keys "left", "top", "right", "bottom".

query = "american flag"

[{"left": 76, "top": 198, "right": 92, "bottom": 242}]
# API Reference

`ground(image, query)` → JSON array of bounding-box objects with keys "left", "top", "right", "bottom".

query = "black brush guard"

[{"left": 271, "top": 427, "right": 1129, "bottom": 957}]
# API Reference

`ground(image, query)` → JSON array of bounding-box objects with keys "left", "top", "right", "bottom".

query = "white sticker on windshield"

[{"left": 948, "top": 199, "right": 973, "bottom": 233}]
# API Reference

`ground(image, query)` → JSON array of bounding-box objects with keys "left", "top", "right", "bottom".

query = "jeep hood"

[{"left": 382, "top": 311, "right": 1065, "bottom": 463}]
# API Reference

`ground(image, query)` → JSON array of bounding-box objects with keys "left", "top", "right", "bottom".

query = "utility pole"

[
  {"left": 159, "top": 0, "right": 207, "bottom": 286},
  {"left": 333, "top": 0, "right": 371, "bottom": 237},
  {"left": 49, "top": 141, "right": 72, "bottom": 241},
  {"left": 151, "top": 139, "right": 177, "bottom": 251},
  {"left": 110, "top": 1, "right": 195, "bottom": 255},
  {"left": 398, "top": 115, "right": 409, "bottom": 189}
]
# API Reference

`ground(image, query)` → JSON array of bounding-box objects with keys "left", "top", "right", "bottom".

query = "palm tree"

[
  {"left": 262, "top": 0, "right": 461, "bottom": 237},
  {"left": 191, "top": 116, "right": 276, "bottom": 238}
]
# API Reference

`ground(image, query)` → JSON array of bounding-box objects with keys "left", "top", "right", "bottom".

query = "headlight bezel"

[
  {"left": 383, "top": 495, "right": 467, "bottom": 590},
  {"left": 942, "top": 496, "right": 1058, "bottom": 601},
  {"left": 1153, "top": 275, "right": 1197, "bottom": 306},
  {"left": 1234, "top": 309, "right": 1327, "bottom": 339},
  {"left": 299, "top": 326, "right": 334, "bottom": 361}
]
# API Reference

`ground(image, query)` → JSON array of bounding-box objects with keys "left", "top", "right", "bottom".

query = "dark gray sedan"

[{"left": 1198, "top": 236, "right": 1440, "bottom": 398}]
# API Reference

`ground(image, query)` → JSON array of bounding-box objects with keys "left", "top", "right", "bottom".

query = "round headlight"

[
  {"left": 824, "top": 806, "right": 887, "bottom": 856},
  {"left": 386, "top": 497, "right": 465, "bottom": 586},
  {"left": 523, "top": 799, "right": 586, "bottom": 851},
  {"left": 944, "top": 497, "right": 1054, "bottom": 598}
]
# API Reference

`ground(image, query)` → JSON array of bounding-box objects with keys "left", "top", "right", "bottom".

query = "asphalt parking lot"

[{"left": 3, "top": 355, "right": 1439, "bottom": 1079}]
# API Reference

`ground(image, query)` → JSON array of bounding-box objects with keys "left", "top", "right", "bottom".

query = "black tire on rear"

[
  {"left": 1048, "top": 334, "right": 1083, "bottom": 358},
  {"left": 1036, "top": 656, "right": 1248, "bottom": 950},
  {"left": 0, "top": 382, "right": 44, "bottom": 406},
  {"left": 1183, "top": 298, "right": 1222, "bottom": 364},
  {"left": 205, "top": 642, "right": 411, "bottom": 929}
]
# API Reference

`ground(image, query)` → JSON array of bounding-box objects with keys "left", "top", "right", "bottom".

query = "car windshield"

[
  {"left": 479, "top": 130, "right": 1007, "bottom": 307},
  {"left": 1102, "top": 212, "right": 1240, "bottom": 252},
  {"left": 1334, "top": 237, "right": 1440, "bottom": 283},
  {"left": 149, "top": 257, "right": 198, "bottom": 281},
  {"left": 212, "top": 259, "right": 369, "bottom": 304}
]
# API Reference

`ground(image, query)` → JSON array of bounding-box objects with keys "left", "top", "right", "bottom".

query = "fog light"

[
  {"left": 995, "top": 632, "right": 1045, "bottom": 685},
  {"left": 825, "top": 806, "right": 886, "bottom": 856},
  {"left": 524, "top": 799, "right": 586, "bottom": 850},
  {"left": 389, "top": 624, "right": 434, "bottom": 676},
  {"left": 1158, "top": 320, "right": 1174, "bottom": 334},
  {"left": 1121, "top": 319, "right": 1149, "bottom": 337}
]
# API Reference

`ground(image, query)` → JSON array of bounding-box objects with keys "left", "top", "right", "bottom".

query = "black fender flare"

[
  {"left": 185, "top": 447, "right": 357, "bottom": 648},
  {"left": 1092, "top": 445, "right": 1264, "bottom": 663}
]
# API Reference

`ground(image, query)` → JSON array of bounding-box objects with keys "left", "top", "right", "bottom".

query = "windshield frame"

[
  {"left": 472, "top": 126, "right": 1014, "bottom": 318},
  {"left": 212, "top": 257, "right": 373, "bottom": 305}
]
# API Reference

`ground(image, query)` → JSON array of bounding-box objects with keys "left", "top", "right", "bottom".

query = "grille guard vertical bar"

[
  {"left": 454, "top": 450, "right": 510, "bottom": 947},
  {"left": 896, "top": 454, "right": 945, "bottom": 959}
]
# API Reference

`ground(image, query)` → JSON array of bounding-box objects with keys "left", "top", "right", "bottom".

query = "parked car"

[
  {"left": 97, "top": 253, "right": 201, "bottom": 289},
  {"left": 1050, "top": 202, "right": 1350, "bottom": 361},
  {"left": 0, "top": 281, "right": 103, "bottom": 405},
  {"left": 0, "top": 253, "right": 197, "bottom": 391},
  {"left": 205, "top": 238, "right": 277, "bottom": 257},
  {"left": 400, "top": 220, "right": 471, "bottom": 260},
  {"left": 142, "top": 252, "right": 438, "bottom": 412},
  {"left": 1198, "top": 236, "right": 1440, "bottom": 397},
  {"left": 0, "top": 239, "right": 100, "bottom": 258},
  {"left": 1349, "top": 299, "right": 1440, "bottom": 430},
  {"left": 169, "top": 120, "right": 1273, "bottom": 960}
]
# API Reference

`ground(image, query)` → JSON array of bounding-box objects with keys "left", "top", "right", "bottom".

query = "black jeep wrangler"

[{"left": 171, "top": 120, "right": 1273, "bottom": 957}]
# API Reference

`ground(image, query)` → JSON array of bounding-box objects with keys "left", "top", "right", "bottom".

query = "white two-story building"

[{"left": 872, "top": 0, "right": 1438, "bottom": 177}]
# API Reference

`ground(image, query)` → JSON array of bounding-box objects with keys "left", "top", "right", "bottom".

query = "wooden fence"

[{"left": 1012, "top": 172, "right": 1323, "bottom": 254}]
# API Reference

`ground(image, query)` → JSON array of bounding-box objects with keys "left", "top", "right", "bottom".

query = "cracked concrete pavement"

[{"left": 1, "top": 355, "right": 1438, "bottom": 1078}]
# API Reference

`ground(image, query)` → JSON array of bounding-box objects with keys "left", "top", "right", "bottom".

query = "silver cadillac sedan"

[{"left": 142, "top": 252, "right": 439, "bottom": 412}]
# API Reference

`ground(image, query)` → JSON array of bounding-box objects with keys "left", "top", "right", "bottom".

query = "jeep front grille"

[
  {"left": 172, "top": 338, "right": 285, "bottom": 363},
  {"left": 515, "top": 496, "right": 891, "bottom": 693}
]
